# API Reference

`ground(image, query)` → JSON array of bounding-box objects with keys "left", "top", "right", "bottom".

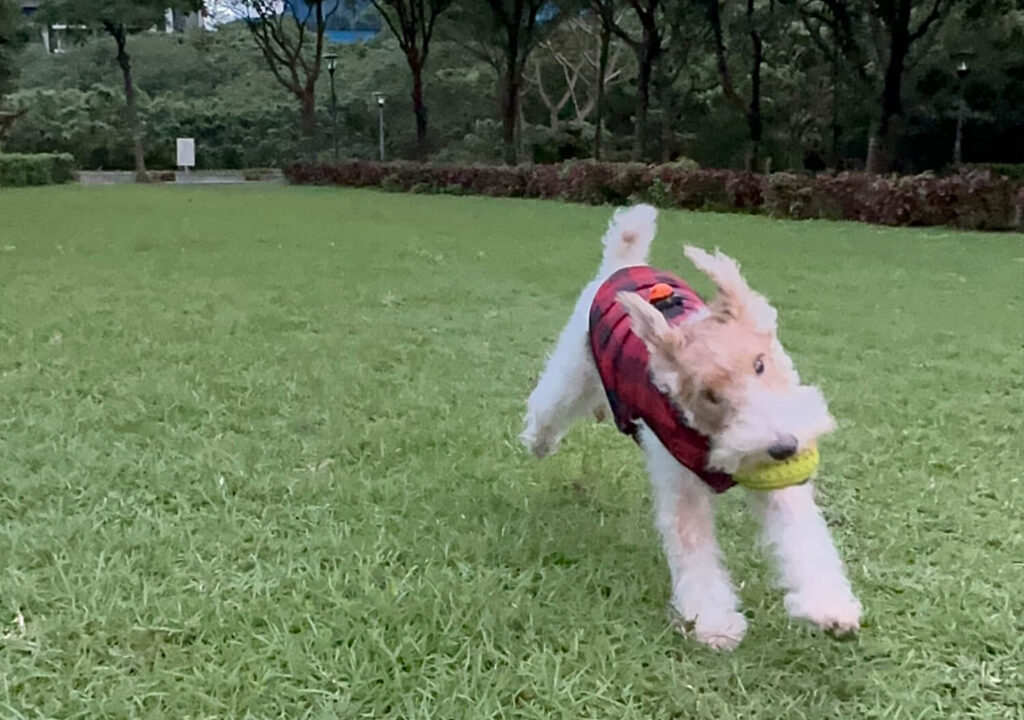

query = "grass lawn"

[{"left": 0, "top": 185, "right": 1022, "bottom": 719}]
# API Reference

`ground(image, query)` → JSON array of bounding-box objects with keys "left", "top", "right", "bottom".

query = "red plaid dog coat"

[{"left": 589, "top": 266, "right": 735, "bottom": 493}]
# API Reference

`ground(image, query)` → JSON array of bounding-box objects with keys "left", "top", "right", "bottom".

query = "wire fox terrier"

[{"left": 521, "top": 205, "right": 861, "bottom": 650}]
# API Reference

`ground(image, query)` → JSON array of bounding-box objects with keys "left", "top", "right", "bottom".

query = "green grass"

[{"left": 1, "top": 185, "right": 1022, "bottom": 719}]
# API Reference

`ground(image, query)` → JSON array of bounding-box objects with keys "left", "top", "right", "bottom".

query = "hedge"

[
  {"left": 764, "top": 171, "right": 1021, "bottom": 231},
  {"left": 285, "top": 161, "right": 1024, "bottom": 232},
  {"left": 0, "top": 153, "right": 76, "bottom": 187},
  {"left": 286, "top": 162, "right": 764, "bottom": 212},
  {"left": 967, "top": 163, "right": 1024, "bottom": 181},
  {"left": 3, "top": 86, "right": 316, "bottom": 171}
]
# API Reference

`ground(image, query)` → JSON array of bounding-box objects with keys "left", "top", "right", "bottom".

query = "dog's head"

[{"left": 617, "top": 247, "right": 835, "bottom": 474}]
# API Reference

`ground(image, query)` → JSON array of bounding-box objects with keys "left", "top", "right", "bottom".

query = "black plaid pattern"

[{"left": 589, "top": 266, "right": 735, "bottom": 493}]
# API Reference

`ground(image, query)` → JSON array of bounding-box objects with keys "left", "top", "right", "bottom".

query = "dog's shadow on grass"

[
  {"left": 465, "top": 437, "right": 675, "bottom": 622},
  {"left": 477, "top": 435, "right": 864, "bottom": 654}
]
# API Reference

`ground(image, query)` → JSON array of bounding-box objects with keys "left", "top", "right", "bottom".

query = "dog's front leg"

[
  {"left": 749, "top": 484, "right": 861, "bottom": 633},
  {"left": 643, "top": 427, "right": 747, "bottom": 651}
]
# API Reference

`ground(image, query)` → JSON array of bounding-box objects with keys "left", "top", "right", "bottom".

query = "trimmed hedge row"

[
  {"left": 967, "top": 163, "right": 1024, "bottom": 181},
  {"left": 0, "top": 153, "right": 76, "bottom": 187},
  {"left": 286, "top": 162, "right": 764, "bottom": 212},
  {"left": 763, "top": 172, "right": 1021, "bottom": 231},
  {"left": 286, "top": 161, "right": 1023, "bottom": 232}
]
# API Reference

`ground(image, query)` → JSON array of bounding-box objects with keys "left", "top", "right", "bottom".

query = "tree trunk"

[
  {"left": 517, "top": 86, "right": 527, "bottom": 161},
  {"left": 300, "top": 90, "right": 317, "bottom": 162},
  {"left": 867, "top": 16, "right": 911, "bottom": 173},
  {"left": 746, "top": 6, "right": 763, "bottom": 172},
  {"left": 868, "top": 110, "right": 903, "bottom": 174},
  {"left": 633, "top": 43, "right": 653, "bottom": 162},
  {"left": 865, "top": 125, "right": 880, "bottom": 173},
  {"left": 410, "top": 57, "right": 428, "bottom": 159},
  {"left": 0, "top": 109, "right": 26, "bottom": 151},
  {"left": 633, "top": 9, "right": 663, "bottom": 162},
  {"left": 658, "top": 66, "right": 673, "bottom": 163},
  {"left": 501, "top": 62, "right": 520, "bottom": 165},
  {"left": 110, "top": 24, "right": 146, "bottom": 182},
  {"left": 866, "top": 78, "right": 905, "bottom": 173},
  {"left": 830, "top": 45, "right": 841, "bottom": 167},
  {"left": 594, "top": 22, "right": 611, "bottom": 160}
]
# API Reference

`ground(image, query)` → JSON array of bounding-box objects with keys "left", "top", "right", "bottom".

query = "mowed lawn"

[{"left": 0, "top": 185, "right": 1021, "bottom": 719}]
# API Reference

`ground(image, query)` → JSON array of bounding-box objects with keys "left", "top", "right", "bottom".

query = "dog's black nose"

[{"left": 768, "top": 435, "right": 799, "bottom": 460}]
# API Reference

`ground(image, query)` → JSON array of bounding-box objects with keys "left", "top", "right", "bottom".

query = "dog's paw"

[
  {"left": 519, "top": 423, "right": 560, "bottom": 459},
  {"left": 695, "top": 611, "right": 748, "bottom": 651},
  {"left": 671, "top": 606, "right": 748, "bottom": 651},
  {"left": 784, "top": 589, "right": 862, "bottom": 635}
]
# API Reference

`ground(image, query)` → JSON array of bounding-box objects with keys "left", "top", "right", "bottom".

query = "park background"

[
  {"left": 1, "top": 1, "right": 1022, "bottom": 177},
  {"left": 0, "top": 3, "right": 1022, "bottom": 718}
]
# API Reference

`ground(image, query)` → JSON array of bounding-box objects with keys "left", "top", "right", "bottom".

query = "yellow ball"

[{"left": 734, "top": 447, "right": 820, "bottom": 490}]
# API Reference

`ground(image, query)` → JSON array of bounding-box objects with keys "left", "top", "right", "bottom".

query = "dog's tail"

[{"left": 599, "top": 204, "right": 657, "bottom": 276}]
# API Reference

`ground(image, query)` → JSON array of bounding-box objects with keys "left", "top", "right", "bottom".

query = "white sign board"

[{"left": 176, "top": 138, "right": 196, "bottom": 168}]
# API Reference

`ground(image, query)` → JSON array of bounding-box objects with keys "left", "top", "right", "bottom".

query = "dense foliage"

[
  {"left": 35, "top": 1, "right": 203, "bottom": 178},
  {"left": 285, "top": 160, "right": 1024, "bottom": 231},
  {"left": 0, "top": 0, "right": 24, "bottom": 101},
  {"left": 1, "top": 1, "right": 1021, "bottom": 173},
  {"left": 0, "top": 151, "right": 75, "bottom": 185}
]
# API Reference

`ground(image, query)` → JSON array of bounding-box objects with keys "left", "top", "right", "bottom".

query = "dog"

[{"left": 521, "top": 205, "right": 861, "bottom": 650}]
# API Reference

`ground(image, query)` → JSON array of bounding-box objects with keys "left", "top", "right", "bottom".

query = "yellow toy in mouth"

[{"left": 734, "top": 447, "right": 820, "bottom": 490}]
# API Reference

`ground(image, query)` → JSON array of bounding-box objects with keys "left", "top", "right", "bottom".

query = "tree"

[
  {"left": 801, "top": 0, "right": 958, "bottom": 173},
  {"left": 652, "top": 0, "right": 707, "bottom": 163},
  {"left": 370, "top": 0, "right": 453, "bottom": 158},
  {"left": 0, "top": 0, "right": 26, "bottom": 147},
  {"left": 449, "top": 0, "right": 557, "bottom": 164},
  {"left": 40, "top": 0, "right": 201, "bottom": 180},
  {"left": 588, "top": 0, "right": 625, "bottom": 159},
  {"left": 241, "top": 0, "right": 341, "bottom": 153},
  {"left": 1, "top": 0, "right": 23, "bottom": 98},
  {"left": 703, "top": 0, "right": 781, "bottom": 170},
  {"left": 523, "top": 12, "right": 626, "bottom": 131},
  {"left": 606, "top": 0, "right": 666, "bottom": 161}
]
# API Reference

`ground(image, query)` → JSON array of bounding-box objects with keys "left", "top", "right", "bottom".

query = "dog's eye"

[
  {"left": 701, "top": 389, "right": 721, "bottom": 405},
  {"left": 753, "top": 355, "right": 765, "bottom": 375}
]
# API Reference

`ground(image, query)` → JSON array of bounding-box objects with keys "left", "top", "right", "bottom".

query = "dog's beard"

[{"left": 706, "top": 384, "right": 835, "bottom": 474}]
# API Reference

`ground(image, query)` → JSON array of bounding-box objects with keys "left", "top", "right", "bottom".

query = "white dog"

[{"left": 521, "top": 205, "right": 861, "bottom": 650}]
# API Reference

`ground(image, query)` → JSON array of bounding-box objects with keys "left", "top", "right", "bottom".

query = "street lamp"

[
  {"left": 324, "top": 53, "right": 339, "bottom": 164},
  {"left": 952, "top": 52, "right": 973, "bottom": 167},
  {"left": 372, "top": 92, "right": 386, "bottom": 162}
]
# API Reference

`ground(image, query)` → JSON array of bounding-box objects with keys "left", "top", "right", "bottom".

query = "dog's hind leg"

[
  {"left": 521, "top": 289, "right": 606, "bottom": 458},
  {"left": 521, "top": 204, "right": 659, "bottom": 458},
  {"left": 643, "top": 426, "right": 747, "bottom": 651}
]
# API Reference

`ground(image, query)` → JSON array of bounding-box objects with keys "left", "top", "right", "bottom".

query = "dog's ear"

[
  {"left": 683, "top": 246, "right": 749, "bottom": 309},
  {"left": 616, "top": 291, "right": 682, "bottom": 356},
  {"left": 684, "top": 246, "right": 777, "bottom": 332}
]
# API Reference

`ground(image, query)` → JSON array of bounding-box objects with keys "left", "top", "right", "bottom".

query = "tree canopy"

[
  {"left": 0, "top": 0, "right": 1019, "bottom": 172},
  {"left": 0, "top": 0, "right": 25, "bottom": 100},
  {"left": 38, "top": 0, "right": 202, "bottom": 177}
]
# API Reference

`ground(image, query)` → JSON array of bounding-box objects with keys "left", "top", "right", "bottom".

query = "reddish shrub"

[
  {"left": 725, "top": 172, "right": 765, "bottom": 209},
  {"left": 934, "top": 172, "right": 1018, "bottom": 231},
  {"left": 763, "top": 171, "right": 1020, "bottom": 230},
  {"left": 1015, "top": 187, "right": 1024, "bottom": 231},
  {"left": 522, "top": 164, "right": 561, "bottom": 199},
  {"left": 638, "top": 167, "right": 763, "bottom": 211},
  {"left": 285, "top": 162, "right": 388, "bottom": 187},
  {"left": 764, "top": 173, "right": 817, "bottom": 220},
  {"left": 287, "top": 162, "right": 1021, "bottom": 232}
]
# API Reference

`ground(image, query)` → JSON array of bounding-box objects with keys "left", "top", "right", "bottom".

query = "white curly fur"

[{"left": 521, "top": 205, "right": 861, "bottom": 650}]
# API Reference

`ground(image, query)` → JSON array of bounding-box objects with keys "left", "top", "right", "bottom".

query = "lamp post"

[
  {"left": 373, "top": 92, "right": 386, "bottom": 162},
  {"left": 952, "top": 52, "right": 972, "bottom": 167},
  {"left": 324, "top": 53, "right": 339, "bottom": 164}
]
